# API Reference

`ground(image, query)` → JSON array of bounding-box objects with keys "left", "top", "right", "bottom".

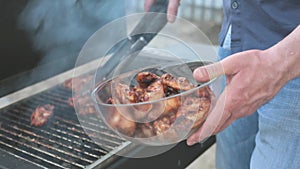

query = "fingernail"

[
  {"left": 197, "top": 68, "right": 205, "bottom": 76},
  {"left": 193, "top": 68, "right": 206, "bottom": 80}
]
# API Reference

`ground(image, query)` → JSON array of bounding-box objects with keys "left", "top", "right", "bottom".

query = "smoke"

[{"left": 17, "top": 0, "right": 127, "bottom": 79}]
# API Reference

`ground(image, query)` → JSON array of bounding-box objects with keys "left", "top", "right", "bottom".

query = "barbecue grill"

[
  {"left": 0, "top": 54, "right": 216, "bottom": 168},
  {"left": 1, "top": 1, "right": 218, "bottom": 167}
]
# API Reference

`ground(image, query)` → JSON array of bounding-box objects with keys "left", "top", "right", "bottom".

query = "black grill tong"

[{"left": 100, "top": 0, "right": 169, "bottom": 77}]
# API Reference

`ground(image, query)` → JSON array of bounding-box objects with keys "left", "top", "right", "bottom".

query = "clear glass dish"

[{"left": 92, "top": 61, "right": 221, "bottom": 146}]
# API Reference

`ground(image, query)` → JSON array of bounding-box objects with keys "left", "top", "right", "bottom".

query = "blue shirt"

[{"left": 219, "top": 0, "right": 300, "bottom": 54}]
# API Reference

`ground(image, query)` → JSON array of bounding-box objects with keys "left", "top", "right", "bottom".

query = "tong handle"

[
  {"left": 129, "top": 0, "right": 169, "bottom": 43},
  {"left": 98, "top": 0, "right": 169, "bottom": 78},
  {"left": 149, "top": 0, "right": 169, "bottom": 13}
]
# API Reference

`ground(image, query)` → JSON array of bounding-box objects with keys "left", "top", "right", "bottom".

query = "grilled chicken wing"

[
  {"left": 114, "top": 83, "right": 135, "bottom": 104},
  {"left": 143, "top": 80, "right": 165, "bottom": 102},
  {"left": 176, "top": 96, "right": 211, "bottom": 128},
  {"left": 31, "top": 104, "right": 55, "bottom": 127},
  {"left": 136, "top": 72, "right": 160, "bottom": 88},
  {"left": 161, "top": 73, "right": 195, "bottom": 91},
  {"left": 152, "top": 113, "right": 176, "bottom": 135}
]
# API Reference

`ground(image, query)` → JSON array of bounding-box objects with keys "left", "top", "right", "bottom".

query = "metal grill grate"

[{"left": 0, "top": 85, "right": 126, "bottom": 168}]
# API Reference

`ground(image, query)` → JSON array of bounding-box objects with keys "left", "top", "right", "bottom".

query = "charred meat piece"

[
  {"left": 131, "top": 86, "right": 145, "bottom": 102},
  {"left": 136, "top": 72, "right": 160, "bottom": 88},
  {"left": 106, "top": 97, "right": 115, "bottom": 104},
  {"left": 31, "top": 104, "right": 55, "bottom": 127},
  {"left": 143, "top": 80, "right": 165, "bottom": 102},
  {"left": 152, "top": 113, "right": 176, "bottom": 135},
  {"left": 140, "top": 80, "right": 166, "bottom": 120},
  {"left": 197, "top": 86, "right": 211, "bottom": 99},
  {"left": 114, "top": 84, "right": 152, "bottom": 120},
  {"left": 176, "top": 96, "right": 211, "bottom": 128},
  {"left": 114, "top": 83, "right": 131, "bottom": 103},
  {"left": 161, "top": 73, "right": 195, "bottom": 91},
  {"left": 165, "top": 86, "right": 179, "bottom": 97},
  {"left": 114, "top": 83, "right": 140, "bottom": 104}
]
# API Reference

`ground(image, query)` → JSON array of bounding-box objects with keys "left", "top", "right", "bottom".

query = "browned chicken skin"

[
  {"left": 176, "top": 96, "right": 211, "bottom": 128},
  {"left": 136, "top": 72, "right": 160, "bottom": 88},
  {"left": 161, "top": 73, "right": 195, "bottom": 91},
  {"left": 114, "top": 83, "right": 136, "bottom": 104},
  {"left": 153, "top": 116, "right": 172, "bottom": 135},
  {"left": 143, "top": 80, "right": 165, "bottom": 102},
  {"left": 152, "top": 112, "right": 176, "bottom": 136},
  {"left": 31, "top": 104, "right": 55, "bottom": 127}
]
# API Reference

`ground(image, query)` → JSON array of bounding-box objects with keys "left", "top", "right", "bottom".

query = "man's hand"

[
  {"left": 186, "top": 49, "right": 291, "bottom": 145},
  {"left": 144, "top": 0, "right": 181, "bottom": 22},
  {"left": 187, "top": 25, "right": 300, "bottom": 145}
]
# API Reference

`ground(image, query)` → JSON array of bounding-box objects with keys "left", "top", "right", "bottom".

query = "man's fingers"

[
  {"left": 193, "top": 62, "right": 225, "bottom": 83},
  {"left": 145, "top": 0, "right": 180, "bottom": 22},
  {"left": 193, "top": 54, "right": 242, "bottom": 83},
  {"left": 214, "top": 116, "right": 235, "bottom": 134},
  {"left": 167, "top": 0, "right": 180, "bottom": 22},
  {"left": 144, "top": 0, "right": 156, "bottom": 12}
]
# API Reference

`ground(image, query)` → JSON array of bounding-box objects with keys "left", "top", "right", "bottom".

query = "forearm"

[{"left": 264, "top": 25, "right": 300, "bottom": 82}]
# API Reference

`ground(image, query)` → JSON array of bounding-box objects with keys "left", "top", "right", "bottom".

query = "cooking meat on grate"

[
  {"left": 68, "top": 93, "right": 97, "bottom": 115},
  {"left": 31, "top": 104, "right": 55, "bottom": 127}
]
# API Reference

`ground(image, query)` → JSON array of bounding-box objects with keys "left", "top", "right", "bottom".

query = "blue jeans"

[{"left": 216, "top": 47, "right": 300, "bottom": 169}]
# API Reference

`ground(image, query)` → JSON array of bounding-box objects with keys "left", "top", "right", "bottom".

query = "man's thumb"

[{"left": 193, "top": 62, "right": 224, "bottom": 82}]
